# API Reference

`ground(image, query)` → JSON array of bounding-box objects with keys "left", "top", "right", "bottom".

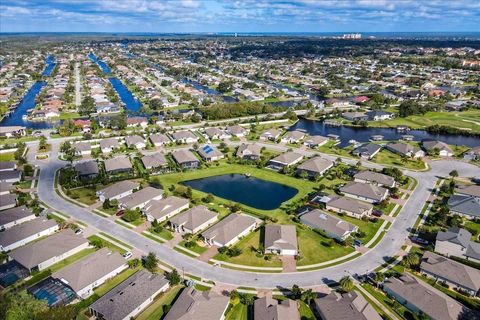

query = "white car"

[
  {"left": 74, "top": 229, "right": 84, "bottom": 235},
  {"left": 123, "top": 251, "right": 132, "bottom": 259}
]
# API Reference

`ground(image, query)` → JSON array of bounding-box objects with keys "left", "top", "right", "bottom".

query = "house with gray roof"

[
  {"left": 0, "top": 170, "right": 21, "bottom": 183},
  {"left": 197, "top": 144, "right": 224, "bottom": 162},
  {"left": 75, "top": 161, "right": 99, "bottom": 178},
  {"left": 164, "top": 287, "right": 230, "bottom": 320},
  {"left": 314, "top": 291, "right": 382, "bottom": 320},
  {"left": 354, "top": 171, "right": 396, "bottom": 188},
  {"left": 254, "top": 296, "right": 300, "bottom": 320},
  {"left": 420, "top": 251, "right": 480, "bottom": 297},
  {"left": 52, "top": 248, "right": 127, "bottom": 298},
  {"left": 74, "top": 142, "right": 92, "bottom": 156},
  {"left": 326, "top": 195, "right": 373, "bottom": 219},
  {"left": 0, "top": 218, "right": 58, "bottom": 252},
  {"left": 422, "top": 140, "right": 453, "bottom": 157},
  {"left": 125, "top": 135, "right": 146, "bottom": 150},
  {"left": 100, "top": 138, "right": 121, "bottom": 153},
  {"left": 268, "top": 152, "right": 303, "bottom": 169},
  {"left": 149, "top": 133, "right": 170, "bottom": 147},
  {"left": 172, "top": 149, "right": 200, "bottom": 169},
  {"left": 281, "top": 130, "right": 306, "bottom": 144},
  {"left": 352, "top": 143, "right": 382, "bottom": 159},
  {"left": 170, "top": 205, "right": 218, "bottom": 234},
  {"left": 386, "top": 142, "right": 425, "bottom": 158},
  {"left": 104, "top": 156, "right": 132, "bottom": 175},
  {"left": 9, "top": 230, "right": 89, "bottom": 272},
  {"left": 96, "top": 180, "right": 140, "bottom": 202},
  {"left": 455, "top": 185, "right": 480, "bottom": 199},
  {"left": 89, "top": 269, "right": 169, "bottom": 320},
  {"left": 236, "top": 143, "right": 262, "bottom": 161},
  {"left": 118, "top": 186, "right": 164, "bottom": 210},
  {"left": 304, "top": 135, "right": 329, "bottom": 148},
  {"left": 435, "top": 227, "right": 480, "bottom": 263},
  {"left": 143, "top": 196, "right": 190, "bottom": 223},
  {"left": 464, "top": 146, "right": 480, "bottom": 161},
  {"left": 171, "top": 131, "right": 198, "bottom": 144},
  {"left": 264, "top": 224, "right": 298, "bottom": 256},
  {"left": 300, "top": 209, "right": 358, "bottom": 241},
  {"left": 366, "top": 110, "right": 394, "bottom": 121},
  {"left": 141, "top": 153, "right": 167, "bottom": 170},
  {"left": 260, "top": 129, "right": 282, "bottom": 141},
  {"left": 204, "top": 127, "right": 230, "bottom": 140},
  {"left": 0, "top": 182, "right": 13, "bottom": 196},
  {"left": 226, "top": 125, "right": 247, "bottom": 137},
  {"left": 0, "top": 205, "right": 36, "bottom": 231},
  {"left": 296, "top": 157, "right": 333, "bottom": 178},
  {"left": 202, "top": 213, "right": 258, "bottom": 247},
  {"left": 0, "top": 193, "right": 17, "bottom": 211},
  {"left": 0, "top": 161, "right": 17, "bottom": 172},
  {"left": 340, "top": 181, "right": 389, "bottom": 204},
  {"left": 447, "top": 194, "right": 480, "bottom": 219},
  {"left": 383, "top": 274, "right": 471, "bottom": 320}
]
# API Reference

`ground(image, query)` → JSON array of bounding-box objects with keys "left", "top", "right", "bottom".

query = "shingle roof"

[
  {"left": 97, "top": 180, "right": 140, "bottom": 199},
  {"left": 264, "top": 224, "right": 298, "bottom": 252},
  {"left": 327, "top": 196, "right": 373, "bottom": 215},
  {"left": 149, "top": 133, "right": 170, "bottom": 145},
  {"left": 270, "top": 152, "right": 303, "bottom": 165},
  {"left": 254, "top": 296, "right": 300, "bottom": 320},
  {"left": 236, "top": 143, "right": 261, "bottom": 158},
  {"left": 436, "top": 227, "right": 480, "bottom": 260},
  {"left": 314, "top": 291, "right": 382, "bottom": 320},
  {"left": 75, "top": 161, "right": 99, "bottom": 176},
  {"left": 100, "top": 138, "right": 120, "bottom": 150},
  {"left": 125, "top": 135, "right": 144, "bottom": 146},
  {"left": 297, "top": 157, "right": 333, "bottom": 174},
  {"left": 118, "top": 186, "right": 163, "bottom": 209},
  {"left": 352, "top": 143, "right": 381, "bottom": 156},
  {"left": 169, "top": 205, "right": 218, "bottom": 231},
  {"left": 0, "top": 218, "right": 58, "bottom": 248},
  {"left": 300, "top": 209, "right": 357, "bottom": 238},
  {"left": 104, "top": 157, "right": 132, "bottom": 172},
  {"left": 197, "top": 144, "right": 223, "bottom": 159},
  {"left": 422, "top": 140, "right": 453, "bottom": 153},
  {"left": 172, "top": 131, "right": 197, "bottom": 140},
  {"left": 340, "top": 182, "right": 388, "bottom": 202},
  {"left": 172, "top": 149, "right": 199, "bottom": 164},
  {"left": 455, "top": 185, "right": 480, "bottom": 198},
  {"left": 143, "top": 196, "right": 189, "bottom": 220},
  {"left": 141, "top": 153, "right": 167, "bottom": 169},
  {"left": 0, "top": 205, "right": 35, "bottom": 227},
  {"left": 201, "top": 213, "right": 257, "bottom": 246},
  {"left": 448, "top": 195, "right": 480, "bottom": 218},
  {"left": 354, "top": 171, "right": 395, "bottom": 186}
]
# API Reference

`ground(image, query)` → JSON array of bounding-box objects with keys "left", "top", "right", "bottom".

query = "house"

[
  {"left": 340, "top": 182, "right": 389, "bottom": 204},
  {"left": 202, "top": 213, "right": 258, "bottom": 247},
  {"left": 118, "top": 186, "right": 164, "bottom": 210},
  {"left": 9, "top": 230, "right": 89, "bottom": 272},
  {"left": 300, "top": 209, "right": 358, "bottom": 241},
  {"left": 0, "top": 126, "right": 26, "bottom": 138},
  {"left": 143, "top": 196, "right": 190, "bottom": 223},
  {"left": 304, "top": 135, "right": 329, "bottom": 148},
  {"left": 354, "top": 171, "right": 396, "bottom": 188},
  {"left": 96, "top": 180, "right": 140, "bottom": 202},
  {"left": 365, "top": 110, "right": 394, "bottom": 121},
  {"left": 447, "top": 195, "right": 480, "bottom": 219},
  {"left": 149, "top": 133, "right": 170, "bottom": 147},
  {"left": 89, "top": 270, "right": 169, "bottom": 320},
  {"left": 0, "top": 182, "right": 14, "bottom": 196},
  {"left": 0, "top": 170, "right": 21, "bottom": 183},
  {"left": 204, "top": 127, "right": 230, "bottom": 140},
  {"left": 342, "top": 112, "right": 368, "bottom": 122},
  {"left": 100, "top": 138, "right": 121, "bottom": 153},
  {"left": 171, "top": 131, "right": 198, "bottom": 144},
  {"left": 141, "top": 153, "right": 168, "bottom": 170},
  {"left": 386, "top": 142, "right": 425, "bottom": 158},
  {"left": 0, "top": 218, "right": 59, "bottom": 252},
  {"left": 455, "top": 185, "right": 480, "bottom": 199},
  {"left": 104, "top": 157, "right": 132, "bottom": 174},
  {"left": 296, "top": 157, "right": 334, "bottom": 178},
  {"left": 0, "top": 205, "right": 36, "bottom": 231},
  {"left": 125, "top": 135, "right": 146, "bottom": 150},
  {"left": 326, "top": 196, "right": 373, "bottom": 219},
  {"left": 52, "top": 248, "right": 127, "bottom": 298},
  {"left": 236, "top": 143, "right": 262, "bottom": 161},
  {"left": 0, "top": 193, "right": 17, "bottom": 210},
  {"left": 197, "top": 144, "right": 224, "bottom": 162},
  {"left": 170, "top": 205, "right": 218, "bottom": 234},
  {"left": 74, "top": 142, "right": 92, "bottom": 156},
  {"left": 281, "top": 130, "right": 306, "bottom": 144},
  {"left": 268, "top": 152, "right": 303, "bottom": 169},
  {"left": 420, "top": 251, "right": 480, "bottom": 297},
  {"left": 75, "top": 161, "right": 99, "bottom": 178},
  {"left": 264, "top": 224, "right": 298, "bottom": 256},
  {"left": 313, "top": 291, "right": 382, "bottom": 320},
  {"left": 464, "top": 146, "right": 480, "bottom": 161},
  {"left": 422, "top": 140, "right": 454, "bottom": 157},
  {"left": 226, "top": 125, "right": 247, "bottom": 137},
  {"left": 383, "top": 274, "right": 470, "bottom": 320},
  {"left": 352, "top": 143, "right": 382, "bottom": 159},
  {"left": 352, "top": 96, "right": 369, "bottom": 104},
  {"left": 126, "top": 116, "right": 148, "bottom": 128},
  {"left": 164, "top": 287, "right": 230, "bottom": 320},
  {"left": 435, "top": 227, "right": 480, "bottom": 263},
  {"left": 254, "top": 296, "right": 300, "bottom": 320},
  {"left": 0, "top": 161, "right": 17, "bottom": 172},
  {"left": 172, "top": 149, "right": 200, "bottom": 169},
  {"left": 260, "top": 129, "right": 282, "bottom": 141}
]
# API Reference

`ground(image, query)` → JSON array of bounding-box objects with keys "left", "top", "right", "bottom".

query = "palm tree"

[
  {"left": 403, "top": 252, "right": 420, "bottom": 269},
  {"left": 301, "top": 289, "right": 317, "bottom": 304},
  {"left": 339, "top": 276, "right": 354, "bottom": 292},
  {"left": 374, "top": 272, "right": 385, "bottom": 288}
]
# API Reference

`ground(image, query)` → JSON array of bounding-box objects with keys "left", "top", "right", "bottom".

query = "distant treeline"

[{"left": 198, "top": 101, "right": 285, "bottom": 120}]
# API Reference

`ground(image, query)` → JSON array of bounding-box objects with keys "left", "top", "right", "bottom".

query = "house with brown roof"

[
  {"left": 296, "top": 157, "right": 334, "bottom": 178},
  {"left": 226, "top": 125, "right": 247, "bottom": 137},
  {"left": 197, "top": 144, "right": 224, "bottom": 162},
  {"left": 268, "top": 152, "right": 303, "bottom": 169},
  {"left": 149, "top": 133, "right": 171, "bottom": 147},
  {"left": 326, "top": 195, "right": 373, "bottom": 219},
  {"left": 281, "top": 130, "right": 306, "bottom": 144},
  {"left": 354, "top": 171, "right": 396, "bottom": 188},
  {"left": 104, "top": 157, "right": 133, "bottom": 175},
  {"left": 236, "top": 143, "right": 262, "bottom": 161},
  {"left": 170, "top": 205, "right": 218, "bottom": 234},
  {"left": 314, "top": 291, "right": 382, "bottom": 320},
  {"left": 74, "top": 142, "right": 92, "bottom": 156},
  {"left": 100, "top": 138, "right": 121, "bottom": 153},
  {"left": 264, "top": 224, "right": 298, "bottom": 256},
  {"left": 143, "top": 196, "right": 190, "bottom": 223},
  {"left": 0, "top": 218, "right": 59, "bottom": 252},
  {"left": 96, "top": 180, "right": 140, "bottom": 202},
  {"left": 340, "top": 181, "right": 389, "bottom": 204},
  {"left": 118, "top": 186, "right": 164, "bottom": 210},
  {"left": 172, "top": 149, "right": 200, "bottom": 169},
  {"left": 386, "top": 142, "right": 425, "bottom": 159},
  {"left": 300, "top": 209, "right": 358, "bottom": 241},
  {"left": 0, "top": 205, "right": 36, "bottom": 231},
  {"left": 171, "top": 131, "right": 198, "bottom": 144},
  {"left": 141, "top": 153, "right": 168, "bottom": 170},
  {"left": 304, "top": 135, "right": 329, "bottom": 148},
  {"left": 202, "top": 213, "right": 258, "bottom": 247},
  {"left": 125, "top": 135, "right": 146, "bottom": 150},
  {"left": 422, "top": 140, "right": 454, "bottom": 157},
  {"left": 254, "top": 296, "right": 300, "bottom": 320}
]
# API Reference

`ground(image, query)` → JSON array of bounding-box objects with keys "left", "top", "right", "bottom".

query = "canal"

[{"left": 182, "top": 174, "right": 298, "bottom": 210}]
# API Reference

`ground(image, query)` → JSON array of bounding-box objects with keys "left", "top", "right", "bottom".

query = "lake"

[
  {"left": 290, "top": 118, "right": 480, "bottom": 148},
  {"left": 182, "top": 173, "right": 298, "bottom": 210}
]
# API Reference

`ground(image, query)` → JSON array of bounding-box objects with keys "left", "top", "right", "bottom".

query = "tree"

[
  {"left": 339, "top": 276, "right": 354, "bottom": 292},
  {"left": 143, "top": 252, "right": 159, "bottom": 272},
  {"left": 374, "top": 272, "right": 385, "bottom": 288},
  {"left": 122, "top": 209, "right": 141, "bottom": 222},
  {"left": 230, "top": 290, "right": 240, "bottom": 305},
  {"left": 1, "top": 291, "right": 48, "bottom": 320},
  {"left": 102, "top": 199, "right": 111, "bottom": 209},
  {"left": 301, "top": 289, "right": 316, "bottom": 304},
  {"left": 449, "top": 170, "right": 458, "bottom": 179},
  {"left": 38, "top": 135, "right": 48, "bottom": 152},
  {"left": 58, "top": 119, "right": 77, "bottom": 137},
  {"left": 79, "top": 96, "right": 95, "bottom": 115},
  {"left": 166, "top": 268, "right": 181, "bottom": 285},
  {"left": 217, "top": 81, "right": 233, "bottom": 93},
  {"left": 291, "top": 284, "right": 303, "bottom": 299},
  {"left": 403, "top": 252, "right": 420, "bottom": 269}
]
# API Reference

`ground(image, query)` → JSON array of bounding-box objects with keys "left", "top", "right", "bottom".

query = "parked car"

[
  {"left": 116, "top": 210, "right": 125, "bottom": 216},
  {"left": 123, "top": 251, "right": 132, "bottom": 259},
  {"left": 411, "top": 236, "right": 429, "bottom": 245},
  {"left": 372, "top": 210, "right": 383, "bottom": 217},
  {"left": 391, "top": 194, "right": 399, "bottom": 199},
  {"left": 75, "top": 229, "right": 84, "bottom": 235}
]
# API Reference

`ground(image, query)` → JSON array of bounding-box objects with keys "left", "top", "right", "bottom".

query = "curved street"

[{"left": 35, "top": 141, "right": 480, "bottom": 289}]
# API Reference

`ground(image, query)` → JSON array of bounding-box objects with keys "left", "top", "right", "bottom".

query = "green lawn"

[
  {"left": 178, "top": 240, "right": 208, "bottom": 255},
  {"left": 372, "top": 149, "right": 426, "bottom": 170},
  {"left": 135, "top": 285, "right": 183, "bottom": 320},
  {"left": 150, "top": 227, "right": 174, "bottom": 240},
  {"left": 99, "top": 232, "right": 133, "bottom": 249},
  {"left": 0, "top": 152, "right": 15, "bottom": 161},
  {"left": 464, "top": 220, "right": 480, "bottom": 242},
  {"left": 298, "top": 301, "right": 315, "bottom": 320},
  {"left": 225, "top": 302, "right": 249, "bottom": 320},
  {"left": 66, "top": 187, "right": 98, "bottom": 205},
  {"left": 87, "top": 235, "right": 127, "bottom": 254}
]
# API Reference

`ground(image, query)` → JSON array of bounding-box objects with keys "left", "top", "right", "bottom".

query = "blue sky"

[{"left": 1, "top": 0, "right": 479, "bottom": 33}]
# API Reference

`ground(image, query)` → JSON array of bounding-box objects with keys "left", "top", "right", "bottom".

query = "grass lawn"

[
  {"left": 99, "top": 232, "right": 133, "bottom": 249},
  {"left": 464, "top": 220, "right": 480, "bottom": 242},
  {"left": 87, "top": 235, "right": 127, "bottom": 254},
  {"left": 369, "top": 110, "right": 480, "bottom": 133},
  {"left": 327, "top": 211, "right": 383, "bottom": 244},
  {"left": 225, "top": 303, "right": 249, "bottom": 320},
  {"left": 213, "top": 230, "right": 282, "bottom": 267},
  {"left": 298, "top": 301, "right": 315, "bottom": 320},
  {"left": 361, "top": 283, "right": 413, "bottom": 320},
  {"left": 135, "top": 285, "right": 183, "bottom": 320},
  {"left": 178, "top": 240, "right": 208, "bottom": 255},
  {"left": 66, "top": 187, "right": 98, "bottom": 205},
  {"left": 0, "top": 152, "right": 15, "bottom": 161},
  {"left": 150, "top": 227, "right": 174, "bottom": 240},
  {"left": 372, "top": 149, "right": 426, "bottom": 170}
]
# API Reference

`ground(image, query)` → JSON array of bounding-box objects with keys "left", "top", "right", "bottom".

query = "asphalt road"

[
  {"left": 75, "top": 63, "right": 81, "bottom": 107},
  {"left": 36, "top": 142, "right": 479, "bottom": 289}
]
